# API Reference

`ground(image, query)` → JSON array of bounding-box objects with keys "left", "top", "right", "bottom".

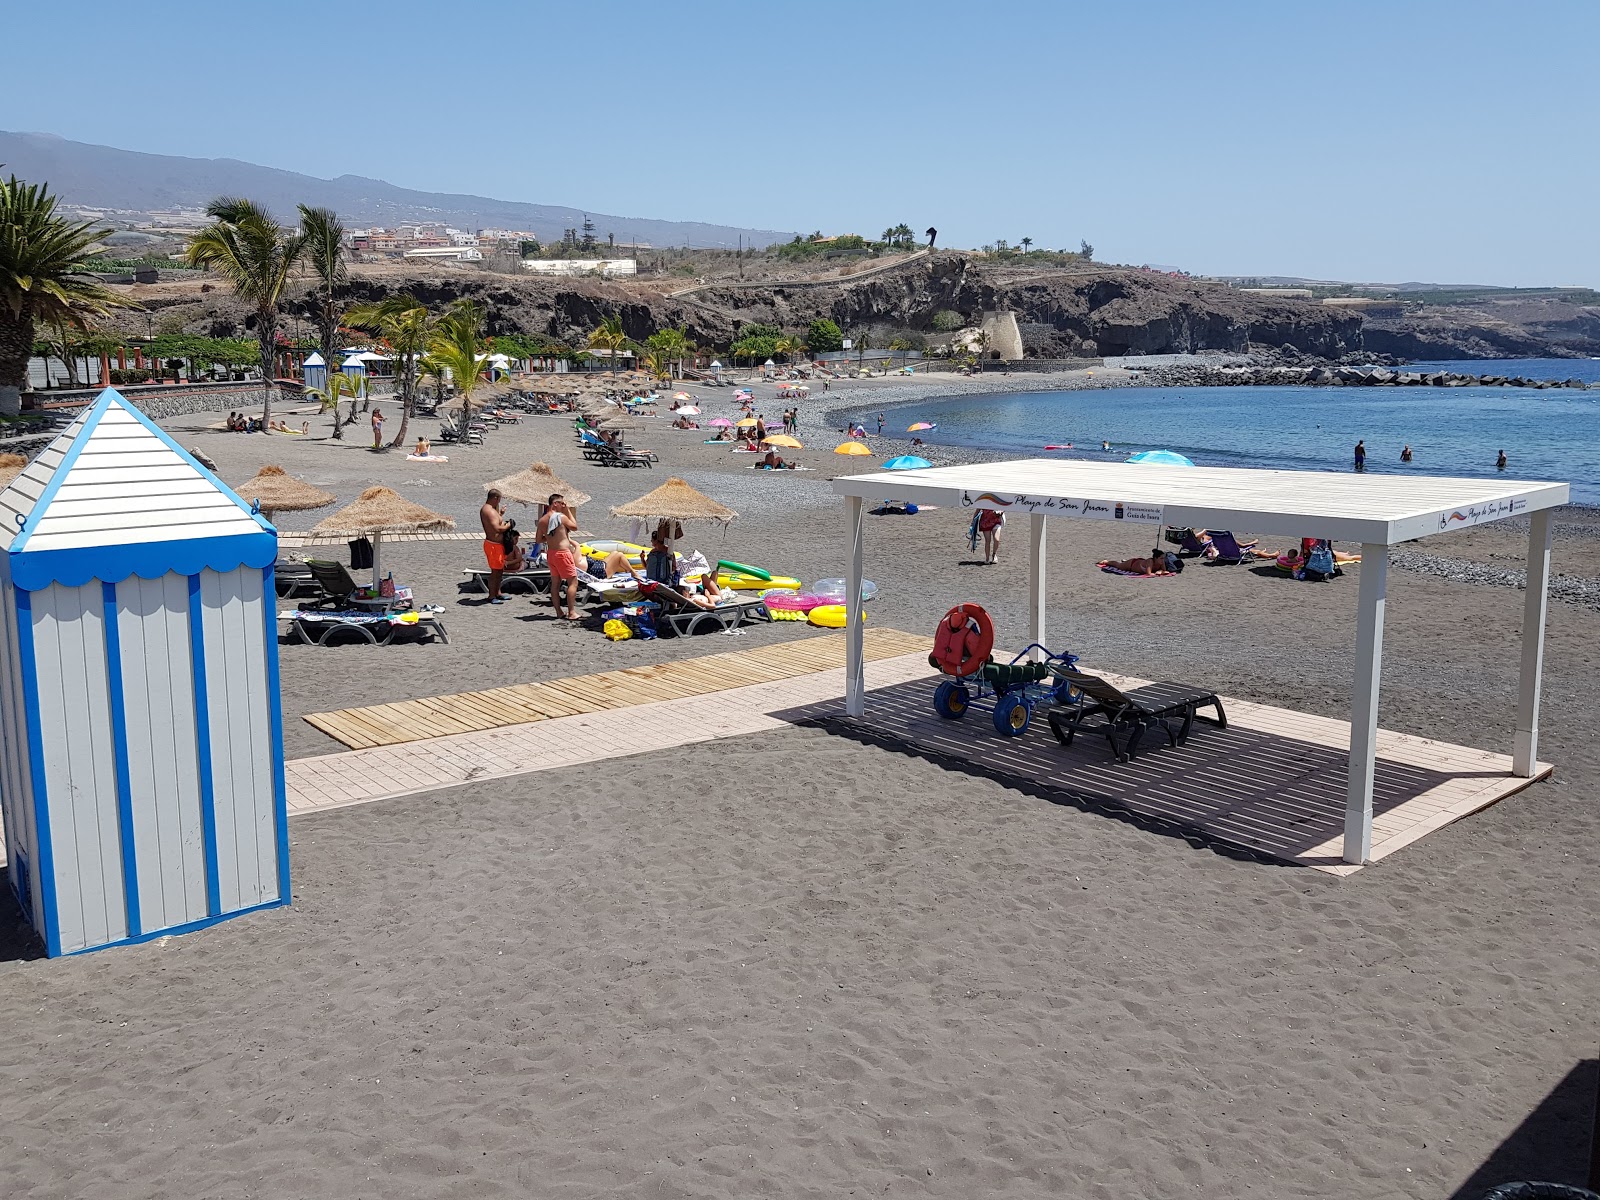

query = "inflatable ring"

[
  {"left": 806, "top": 577, "right": 879, "bottom": 603},
  {"left": 931, "top": 603, "right": 995, "bottom": 677},
  {"left": 807, "top": 604, "right": 860, "bottom": 628}
]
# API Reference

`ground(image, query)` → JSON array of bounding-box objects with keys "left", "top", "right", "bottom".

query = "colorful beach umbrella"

[
  {"left": 674, "top": 405, "right": 700, "bottom": 415},
  {"left": 1126, "top": 450, "right": 1194, "bottom": 467},
  {"left": 708, "top": 417, "right": 733, "bottom": 427},
  {"left": 882, "top": 454, "right": 931, "bottom": 470},
  {"left": 835, "top": 441, "right": 874, "bottom": 456},
  {"left": 907, "top": 421, "right": 935, "bottom": 432},
  {"left": 736, "top": 417, "right": 759, "bottom": 428},
  {"left": 672, "top": 391, "right": 693, "bottom": 401},
  {"left": 762, "top": 434, "right": 803, "bottom": 448}
]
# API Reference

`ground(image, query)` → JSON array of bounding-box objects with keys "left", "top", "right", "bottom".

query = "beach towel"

[
  {"left": 1097, "top": 561, "right": 1176, "bottom": 577},
  {"left": 406, "top": 453, "right": 449, "bottom": 462}
]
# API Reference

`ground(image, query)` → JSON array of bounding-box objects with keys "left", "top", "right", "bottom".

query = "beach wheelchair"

[{"left": 929, "top": 604, "right": 1080, "bottom": 737}]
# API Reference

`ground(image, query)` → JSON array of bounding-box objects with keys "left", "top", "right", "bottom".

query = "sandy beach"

[{"left": 1, "top": 369, "right": 1596, "bottom": 1198}]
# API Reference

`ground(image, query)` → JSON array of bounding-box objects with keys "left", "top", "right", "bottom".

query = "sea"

[{"left": 843, "top": 358, "right": 1600, "bottom": 506}]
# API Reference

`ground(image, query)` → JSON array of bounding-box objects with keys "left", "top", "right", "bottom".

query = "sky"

[{"left": 5, "top": 0, "right": 1596, "bottom": 286}]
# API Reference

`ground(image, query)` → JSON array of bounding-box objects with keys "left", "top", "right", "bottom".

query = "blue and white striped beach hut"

[
  {"left": 339, "top": 353, "right": 368, "bottom": 397},
  {"left": 301, "top": 351, "right": 327, "bottom": 394},
  {"left": 0, "top": 388, "right": 290, "bottom": 955}
]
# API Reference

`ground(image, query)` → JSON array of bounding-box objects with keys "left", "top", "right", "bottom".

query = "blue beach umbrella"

[
  {"left": 883, "top": 455, "right": 932, "bottom": 470},
  {"left": 1126, "top": 449, "right": 1194, "bottom": 466}
]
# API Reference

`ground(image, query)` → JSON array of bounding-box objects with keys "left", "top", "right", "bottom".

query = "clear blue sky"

[{"left": 7, "top": 0, "right": 1595, "bottom": 285}]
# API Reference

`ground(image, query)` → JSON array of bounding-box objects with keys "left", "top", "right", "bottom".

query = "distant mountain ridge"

[{"left": 0, "top": 131, "right": 793, "bottom": 249}]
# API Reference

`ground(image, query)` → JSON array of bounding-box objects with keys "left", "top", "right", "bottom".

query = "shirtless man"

[
  {"left": 480, "top": 488, "right": 511, "bottom": 604},
  {"left": 543, "top": 493, "right": 580, "bottom": 620}
]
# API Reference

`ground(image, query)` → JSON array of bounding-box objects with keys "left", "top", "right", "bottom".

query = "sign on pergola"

[{"left": 832, "top": 459, "right": 1568, "bottom": 865}]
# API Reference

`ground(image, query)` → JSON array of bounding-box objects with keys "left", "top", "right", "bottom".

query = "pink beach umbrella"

[{"left": 708, "top": 417, "right": 733, "bottom": 427}]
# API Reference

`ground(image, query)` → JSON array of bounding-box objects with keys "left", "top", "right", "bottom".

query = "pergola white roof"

[
  {"left": 832, "top": 459, "right": 1568, "bottom": 545},
  {"left": 831, "top": 458, "right": 1568, "bottom": 866}
]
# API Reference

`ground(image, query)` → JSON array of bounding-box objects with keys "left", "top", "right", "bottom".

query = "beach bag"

[
  {"left": 1164, "top": 526, "right": 1194, "bottom": 546},
  {"left": 603, "top": 618, "right": 633, "bottom": 641},
  {"left": 349, "top": 537, "right": 374, "bottom": 570},
  {"left": 1299, "top": 540, "right": 1338, "bottom": 580},
  {"left": 378, "top": 574, "right": 396, "bottom": 599}
]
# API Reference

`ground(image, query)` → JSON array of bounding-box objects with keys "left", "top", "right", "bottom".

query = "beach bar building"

[
  {"left": 833, "top": 460, "right": 1567, "bottom": 868},
  {"left": 0, "top": 389, "right": 290, "bottom": 955}
]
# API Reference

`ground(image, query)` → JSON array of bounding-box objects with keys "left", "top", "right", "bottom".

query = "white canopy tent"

[{"left": 832, "top": 459, "right": 1569, "bottom": 865}]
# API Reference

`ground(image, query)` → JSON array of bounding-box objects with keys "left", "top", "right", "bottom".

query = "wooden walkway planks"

[{"left": 303, "top": 627, "right": 931, "bottom": 749}]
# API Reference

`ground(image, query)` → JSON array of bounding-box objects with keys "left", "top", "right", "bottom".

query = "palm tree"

[
  {"left": 426, "top": 301, "right": 490, "bottom": 431},
  {"left": 185, "top": 197, "right": 309, "bottom": 427},
  {"left": 0, "top": 174, "right": 138, "bottom": 413},
  {"left": 345, "top": 293, "right": 434, "bottom": 449},
  {"left": 649, "top": 325, "right": 691, "bottom": 378},
  {"left": 305, "top": 370, "right": 362, "bottom": 440},
  {"left": 298, "top": 205, "right": 347, "bottom": 370},
  {"left": 587, "top": 314, "right": 628, "bottom": 373},
  {"left": 1020, "top": 237, "right": 1033, "bottom": 254}
]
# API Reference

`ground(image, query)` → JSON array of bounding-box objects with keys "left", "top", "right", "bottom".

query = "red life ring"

[{"left": 930, "top": 603, "right": 995, "bottom": 677}]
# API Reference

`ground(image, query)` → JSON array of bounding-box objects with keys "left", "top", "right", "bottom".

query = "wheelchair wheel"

[
  {"left": 933, "top": 680, "right": 971, "bottom": 720},
  {"left": 993, "top": 692, "right": 1032, "bottom": 737}
]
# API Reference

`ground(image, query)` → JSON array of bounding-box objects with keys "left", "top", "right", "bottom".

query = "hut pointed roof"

[
  {"left": 0, "top": 388, "right": 275, "bottom": 589},
  {"left": 610, "top": 476, "right": 737, "bottom": 523},
  {"left": 232, "top": 465, "right": 337, "bottom": 515},
  {"left": 310, "top": 486, "right": 455, "bottom": 536},
  {"left": 488, "top": 462, "right": 590, "bottom": 508}
]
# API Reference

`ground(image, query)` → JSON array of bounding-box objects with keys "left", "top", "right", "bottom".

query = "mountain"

[{"left": 0, "top": 131, "right": 793, "bottom": 249}]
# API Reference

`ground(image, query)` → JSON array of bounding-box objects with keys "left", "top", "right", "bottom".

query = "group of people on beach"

[
  {"left": 479, "top": 487, "right": 580, "bottom": 619},
  {"left": 226, "top": 411, "right": 308, "bottom": 435}
]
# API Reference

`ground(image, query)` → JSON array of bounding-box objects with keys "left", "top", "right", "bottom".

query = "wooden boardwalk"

[{"left": 303, "top": 627, "right": 930, "bottom": 750}]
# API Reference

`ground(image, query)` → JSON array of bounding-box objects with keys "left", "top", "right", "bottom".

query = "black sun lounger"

[{"left": 1047, "top": 669, "right": 1226, "bottom": 762}]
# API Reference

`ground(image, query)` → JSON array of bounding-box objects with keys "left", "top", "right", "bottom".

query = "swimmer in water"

[
  {"left": 1401, "top": 444, "right": 1412, "bottom": 463},
  {"left": 1497, "top": 449, "right": 1508, "bottom": 471},
  {"left": 1102, "top": 440, "right": 1111, "bottom": 451}
]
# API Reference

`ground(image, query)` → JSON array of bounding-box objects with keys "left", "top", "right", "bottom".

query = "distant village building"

[
  {"left": 1238, "top": 287, "right": 1314, "bottom": 299},
  {"left": 522, "top": 259, "right": 636, "bottom": 278}
]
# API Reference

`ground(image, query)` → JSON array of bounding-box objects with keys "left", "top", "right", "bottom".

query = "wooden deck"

[
  {"left": 772, "top": 669, "right": 1553, "bottom": 875},
  {"left": 302, "top": 627, "right": 931, "bottom": 749}
]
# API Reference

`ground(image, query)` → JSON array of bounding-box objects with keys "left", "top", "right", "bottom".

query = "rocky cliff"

[
  {"left": 1363, "top": 296, "right": 1600, "bottom": 360},
  {"left": 108, "top": 253, "right": 1364, "bottom": 361}
]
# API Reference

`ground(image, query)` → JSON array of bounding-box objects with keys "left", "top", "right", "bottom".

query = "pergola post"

[
  {"left": 1514, "top": 508, "right": 1554, "bottom": 776},
  {"left": 1343, "top": 543, "right": 1389, "bottom": 865},
  {"left": 845, "top": 495, "right": 866, "bottom": 717},
  {"left": 1027, "top": 513, "right": 1047, "bottom": 661}
]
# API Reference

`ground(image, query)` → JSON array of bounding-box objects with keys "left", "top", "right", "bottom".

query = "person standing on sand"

[
  {"left": 1497, "top": 449, "right": 1508, "bottom": 471},
  {"left": 544, "top": 493, "right": 580, "bottom": 620},
  {"left": 371, "top": 406, "right": 384, "bottom": 449},
  {"left": 1354, "top": 439, "right": 1366, "bottom": 471},
  {"left": 480, "top": 488, "right": 511, "bottom": 604},
  {"left": 979, "top": 507, "right": 1005, "bottom": 564},
  {"left": 877, "top": 412, "right": 885, "bottom": 435}
]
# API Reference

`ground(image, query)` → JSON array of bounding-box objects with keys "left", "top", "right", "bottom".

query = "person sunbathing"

[
  {"left": 414, "top": 436, "right": 431, "bottom": 456},
  {"left": 1103, "top": 548, "right": 1184, "bottom": 575}
]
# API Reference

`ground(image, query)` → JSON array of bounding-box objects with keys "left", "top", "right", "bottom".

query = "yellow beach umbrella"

[
  {"left": 735, "top": 417, "right": 759, "bottom": 428},
  {"left": 762, "top": 434, "right": 803, "bottom": 449},
  {"left": 834, "top": 441, "right": 874, "bottom": 456}
]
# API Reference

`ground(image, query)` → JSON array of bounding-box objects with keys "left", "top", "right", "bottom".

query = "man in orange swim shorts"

[
  {"left": 480, "top": 488, "right": 511, "bottom": 604},
  {"left": 543, "top": 493, "right": 580, "bottom": 620}
]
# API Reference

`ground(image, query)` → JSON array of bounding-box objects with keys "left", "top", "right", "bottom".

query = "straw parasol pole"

[
  {"left": 310, "top": 485, "right": 455, "bottom": 586},
  {"left": 610, "top": 476, "right": 736, "bottom": 550},
  {"left": 232, "top": 465, "right": 337, "bottom": 520}
]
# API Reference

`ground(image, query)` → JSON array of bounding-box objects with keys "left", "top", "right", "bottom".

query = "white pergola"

[{"left": 833, "top": 459, "right": 1569, "bottom": 865}]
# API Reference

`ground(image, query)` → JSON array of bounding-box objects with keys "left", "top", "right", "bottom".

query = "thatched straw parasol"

[
  {"left": 232, "top": 465, "right": 336, "bottom": 518},
  {"left": 0, "top": 453, "right": 26, "bottom": 491},
  {"left": 488, "top": 462, "right": 590, "bottom": 509},
  {"left": 611, "top": 477, "right": 737, "bottom": 543},
  {"left": 311, "top": 485, "right": 455, "bottom": 585}
]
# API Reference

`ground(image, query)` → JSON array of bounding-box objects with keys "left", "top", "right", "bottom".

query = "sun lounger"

[
  {"left": 1047, "top": 669, "right": 1226, "bottom": 762},
  {"left": 660, "top": 593, "right": 772, "bottom": 637},
  {"left": 461, "top": 566, "right": 551, "bottom": 595},
  {"left": 274, "top": 560, "right": 320, "bottom": 599},
  {"left": 279, "top": 609, "right": 448, "bottom": 647}
]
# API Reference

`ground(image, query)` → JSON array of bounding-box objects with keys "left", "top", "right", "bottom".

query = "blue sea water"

[{"left": 846, "top": 359, "right": 1600, "bottom": 505}]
